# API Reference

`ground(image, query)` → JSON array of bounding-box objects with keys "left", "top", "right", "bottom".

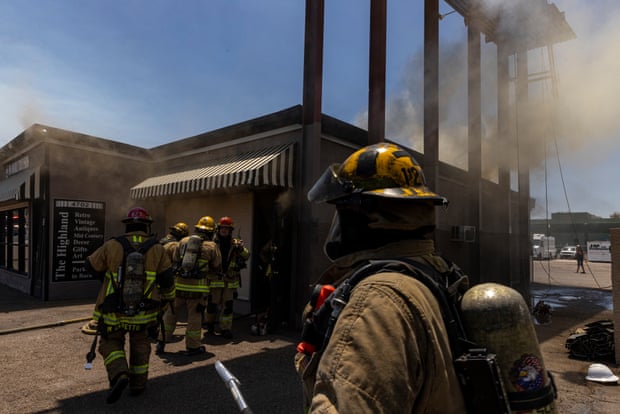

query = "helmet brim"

[
  {"left": 122, "top": 218, "right": 153, "bottom": 224},
  {"left": 363, "top": 187, "right": 447, "bottom": 205},
  {"left": 308, "top": 164, "right": 447, "bottom": 205}
]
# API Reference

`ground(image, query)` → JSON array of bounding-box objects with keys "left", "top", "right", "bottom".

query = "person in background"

[
  {"left": 85, "top": 207, "right": 175, "bottom": 404},
  {"left": 205, "top": 216, "right": 250, "bottom": 339},
  {"left": 294, "top": 143, "right": 468, "bottom": 413},
  {"left": 575, "top": 244, "right": 586, "bottom": 273},
  {"left": 160, "top": 216, "right": 221, "bottom": 355}
]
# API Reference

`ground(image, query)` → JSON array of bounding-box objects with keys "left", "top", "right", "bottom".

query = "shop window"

[{"left": 0, "top": 207, "right": 29, "bottom": 274}]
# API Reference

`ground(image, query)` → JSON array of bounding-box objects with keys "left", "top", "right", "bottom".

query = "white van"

[{"left": 559, "top": 246, "right": 576, "bottom": 259}]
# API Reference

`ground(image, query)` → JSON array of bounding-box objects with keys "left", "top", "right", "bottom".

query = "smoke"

[
  {"left": 355, "top": 1, "right": 620, "bottom": 216},
  {"left": 19, "top": 97, "right": 45, "bottom": 132},
  {"left": 0, "top": 79, "right": 48, "bottom": 143},
  {"left": 357, "top": 38, "right": 501, "bottom": 174},
  {"left": 275, "top": 190, "right": 294, "bottom": 213},
  {"left": 553, "top": 4, "right": 620, "bottom": 155}
]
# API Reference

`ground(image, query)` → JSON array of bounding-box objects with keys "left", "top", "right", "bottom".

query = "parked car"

[{"left": 559, "top": 246, "right": 577, "bottom": 259}]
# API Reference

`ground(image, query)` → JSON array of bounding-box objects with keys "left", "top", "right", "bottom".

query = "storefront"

[{"left": 0, "top": 106, "right": 364, "bottom": 325}]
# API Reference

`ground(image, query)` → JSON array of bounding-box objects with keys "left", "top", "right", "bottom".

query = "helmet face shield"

[{"left": 307, "top": 164, "right": 353, "bottom": 204}]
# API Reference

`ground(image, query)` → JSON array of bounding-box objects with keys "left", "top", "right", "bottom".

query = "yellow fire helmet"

[
  {"left": 308, "top": 143, "right": 447, "bottom": 205},
  {"left": 195, "top": 216, "right": 216, "bottom": 232},
  {"left": 170, "top": 222, "right": 189, "bottom": 238}
]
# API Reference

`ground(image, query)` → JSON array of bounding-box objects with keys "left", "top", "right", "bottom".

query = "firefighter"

[
  {"left": 161, "top": 216, "right": 221, "bottom": 355},
  {"left": 159, "top": 221, "right": 189, "bottom": 260},
  {"left": 205, "top": 216, "right": 250, "bottom": 339},
  {"left": 85, "top": 207, "right": 175, "bottom": 404},
  {"left": 294, "top": 143, "right": 468, "bottom": 413}
]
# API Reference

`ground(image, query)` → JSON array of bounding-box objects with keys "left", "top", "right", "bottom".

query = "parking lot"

[{"left": 532, "top": 257, "right": 612, "bottom": 290}]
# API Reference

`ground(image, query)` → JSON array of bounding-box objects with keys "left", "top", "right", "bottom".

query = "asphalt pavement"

[
  {"left": 0, "top": 258, "right": 617, "bottom": 413},
  {"left": 0, "top": 286, "right": 303, "bottom": 414}
]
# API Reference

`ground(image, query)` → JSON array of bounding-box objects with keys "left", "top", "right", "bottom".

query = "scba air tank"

[
  {"left": 181, "top": 235, "right": 202, "bottom": 271},
  {"left": 460, "top": 283, "right": 557, "bottom": 414},
  {"left": 123, "top": 250, "right": 146, "bottom": 311}
]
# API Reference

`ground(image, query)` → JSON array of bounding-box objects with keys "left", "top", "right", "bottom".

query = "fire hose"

[{"left": 0, "top": 316, "right": 92, "bottom": 335}]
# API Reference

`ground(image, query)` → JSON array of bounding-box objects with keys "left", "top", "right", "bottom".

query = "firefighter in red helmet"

[
  {"left": 85, "top": 207, "right": 175, "bottom": 404},
  {"left": 205, "top": 216, "right": 250, "bottom": 339}
]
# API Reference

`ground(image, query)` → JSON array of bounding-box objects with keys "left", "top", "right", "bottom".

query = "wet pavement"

[{"left": 531, "top": 258, "right": 613, "bottom": 312}]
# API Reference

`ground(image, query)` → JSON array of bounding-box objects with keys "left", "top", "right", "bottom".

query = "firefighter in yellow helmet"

[
  {"left": 205, "top": 216, "right": 250, "bottom": 339},
  {"left": 85, "top": 207, "right": 175, "bottom": 404},
  {"left": 160, "top": 216, "right": 221, "bottom": 355},
  {"left": 294, "top": 143, "right": 469, "bottom": 413},
  {"left": 159, "top": 222, "right": 189, "bottom": 260}
]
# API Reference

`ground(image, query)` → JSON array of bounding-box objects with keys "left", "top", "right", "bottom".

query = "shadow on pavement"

[
  {"left": 32, "top": 344, "right": 302, "bottom": 414},
  {"left": 0, "top": 284, "right": 93, "bottom": 313}
]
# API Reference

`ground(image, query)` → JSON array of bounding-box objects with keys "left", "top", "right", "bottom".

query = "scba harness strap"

[{"left": 300, "top": 257, "right": 470, "bottom": 356}]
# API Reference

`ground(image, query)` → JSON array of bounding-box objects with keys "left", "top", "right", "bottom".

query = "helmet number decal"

[{"left": 402, "top": 166, "right": 422, "bottom": 187}]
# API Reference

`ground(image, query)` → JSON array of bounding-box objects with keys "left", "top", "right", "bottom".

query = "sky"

[{"left": 1, "top": 0, "right": 619, "bottom": 218}]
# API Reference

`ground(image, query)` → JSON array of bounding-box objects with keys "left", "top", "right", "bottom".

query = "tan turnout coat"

[{"left": 296, "top": 239, "right": 467, "bottom": 414}]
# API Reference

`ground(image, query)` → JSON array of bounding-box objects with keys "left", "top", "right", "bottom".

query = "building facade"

[{"left": 0, "top": 105, "right": 528, "bottom": 328}]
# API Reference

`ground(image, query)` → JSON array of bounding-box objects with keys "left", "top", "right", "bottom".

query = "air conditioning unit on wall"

[{"left": 451, "top": 225, "right": 476, "bottom": 243}]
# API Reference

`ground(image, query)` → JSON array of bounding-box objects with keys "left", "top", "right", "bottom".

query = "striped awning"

[
  {"left": 0, "top": 167, "right": 41, "bottom": 202},
  {"left": 130, "top": 143, "right": 295, "bottom": 199}
]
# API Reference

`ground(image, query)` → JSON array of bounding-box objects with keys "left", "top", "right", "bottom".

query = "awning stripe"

[
  {"left": 130, "top": 143, "right": 295, "bottom": 199},
  {"left": 0, "top": 167, "right": 41, "bottom": 202}
]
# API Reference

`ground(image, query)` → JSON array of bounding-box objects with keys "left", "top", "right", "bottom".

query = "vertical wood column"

[
  {"left": 497, "top": 41, "right": 512, "bottom": 283},
  {"left": 368, "top": 0, "right": 386, "bottom": 144},
  {"left": 516, "top": 45, "right": 531, "bottom": 297},
  {"left": 468, "top": 23, "right": 482, "bottom": 279},
  {"left": 423, "top": 0, "right": 439, "bottom": 192},
  {"left": 296, "top": 0, "right": 325, "bottom": 327}
]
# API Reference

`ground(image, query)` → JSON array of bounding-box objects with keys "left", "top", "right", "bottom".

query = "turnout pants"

[
  {"left": 99, "top": 329, "right": 151, "bottom": 392},
  {"left": 205, "top": 287, "right": 235, "bottom": 331},
  {"left": 162, "top": 295, "right": 206, "bottom": 349}
]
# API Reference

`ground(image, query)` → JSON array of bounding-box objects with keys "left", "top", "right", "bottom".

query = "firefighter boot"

[
  {"left": 106, "top": 373, "right": 129, "bottom": 404},
  {"left": 185, "top": 345, "right": 206, "bottom": 356}
]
